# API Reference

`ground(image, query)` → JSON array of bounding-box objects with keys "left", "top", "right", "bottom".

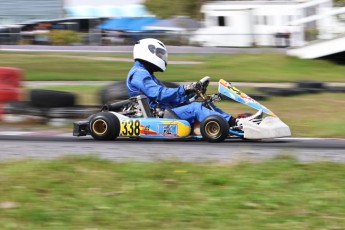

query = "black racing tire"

[
  {"left": 89, "top": 112, "right": 120, "bottom": 141},
  {"left": 30, "top": 89, "right": 76, "bottom": 108},
  {"left": 3, "top": 100, "right": 44, "bottom": 116},
  {"left": 99, "top": 81, "right": 129, "bottom": 104},
  {"left": 200, "top": 115, "right": 229, "bottom": 143},
  {"left": 295, "top": 80, "right": 325, "bottom": 89},
  {"left": 326, "top": 86, "right": 345, "bottom": 93},
  {"left": 248, "top": 93, "right": 269, "bottom": 101},
  {"left": 256, "top": 87, "right": 307, "bottom": 96},
  {"left": 46, "top": 105, "right": 100, "bottom": 119},
  {"left": 298, "top": 87, "right": 324, "bottom": 94},
  {"left": 256, "top": 87, "right": 280, "bottom": 95},
  {"left": 99, "top": 81, "right": 180, "bottom": 104}
]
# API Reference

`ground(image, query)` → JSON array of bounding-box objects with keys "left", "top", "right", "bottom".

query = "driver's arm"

[{"left": 131, "top": 74, "right": 188, "bottom": 106}]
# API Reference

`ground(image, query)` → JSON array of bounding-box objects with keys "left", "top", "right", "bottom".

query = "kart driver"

[{"left": 126, "top": 38, "right": 262, "bottom": 128}]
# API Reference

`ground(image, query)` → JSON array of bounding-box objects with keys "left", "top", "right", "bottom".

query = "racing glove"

[{"left": 184, "top": 82, "right": 202, "bottom": 94}]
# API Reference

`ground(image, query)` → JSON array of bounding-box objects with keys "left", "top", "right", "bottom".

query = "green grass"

[
  {"left": 1, "top": 52, "right": 345, "bottom": 82},
  {"left": 0, "top": 155, "right": 344, "bottom": 229}
]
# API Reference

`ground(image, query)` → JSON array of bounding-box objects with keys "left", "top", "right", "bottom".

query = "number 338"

[{"left": 121, "top": 120, "right": 141, "bottom": 136}]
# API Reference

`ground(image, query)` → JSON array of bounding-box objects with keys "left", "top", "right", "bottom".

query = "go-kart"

[{"left": 73, "top": 77, "right": 291, "bottom": 142}]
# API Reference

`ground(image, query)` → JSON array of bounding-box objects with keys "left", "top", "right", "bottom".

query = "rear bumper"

[{"left": 73, "top": 120, "right": 90, "bottom": 136}]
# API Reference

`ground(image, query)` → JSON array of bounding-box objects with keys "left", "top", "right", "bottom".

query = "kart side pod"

[{"left": 242, "top": 116, "right": 291, "bottom": 139}]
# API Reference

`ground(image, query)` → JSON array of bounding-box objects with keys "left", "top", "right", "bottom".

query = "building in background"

[
  {"left": 64, "top": 5, "right": 149, "bottom": 18},
  {"left": 0, "top": 0, "right": 64, "bottom": 44},
  {"left": 191, "top": 0, "right": 345, "bottom": 48},
  {"left": 0, "top": 0, "right": 64, "bottom": 24},
  {"left": 65, "top": 0, "right": 143, "bottom": 7},
  {"left": 0, "top": 0, "right": 146, "bottom": 25},
  {"left": 0, "top": 0, "right": 149, "bottom": 45}
]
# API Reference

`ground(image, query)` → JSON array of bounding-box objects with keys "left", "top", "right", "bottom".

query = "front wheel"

[
  {"left": 200, "top": 115, "right": 229, "bottom": 143},
  {"left": 89, "top": 112, "right": 120, "bottom": 140}
]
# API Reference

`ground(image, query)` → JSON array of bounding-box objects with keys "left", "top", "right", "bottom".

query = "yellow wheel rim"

[
  {"left": 205, "top": 121, "right": 220, "bottom": 137},
  {"left": 92, "top": 119, "right": 108, "bottom": 135}
]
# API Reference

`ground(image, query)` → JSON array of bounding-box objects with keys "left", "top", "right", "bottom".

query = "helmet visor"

[
  {"left": 148, "top": 45, "right": 167, "bottom": 64},
  {"left": 155, "top": 47, "right": 167, "bottom": 63}
]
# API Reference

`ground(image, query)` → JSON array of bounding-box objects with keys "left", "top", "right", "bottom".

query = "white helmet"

[{"left": 133, "top": 38, "right": 168, "bottom": 72}]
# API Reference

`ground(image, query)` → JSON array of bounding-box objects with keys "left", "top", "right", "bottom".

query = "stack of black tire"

[
  {"left": 256, "top": 80, "right": 345, "bottom": 97},
  {"left": 4, "top": 89, "right": 99, "bottom": 120},
  {"left": 4, "top": 81, "right": 180, "bottom": 121}
]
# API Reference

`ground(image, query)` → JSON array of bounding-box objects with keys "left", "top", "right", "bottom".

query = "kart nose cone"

[{"left": 243, "top": 116, "right": 291, "bottom": 139}]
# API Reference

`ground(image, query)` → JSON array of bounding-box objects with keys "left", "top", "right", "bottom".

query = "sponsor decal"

[
  {"left": 159, "top": 124, "right": 178, "bottom": 136},
  {"left": 140, "top": 125, "right": 158, "bottom": 135},
  {"left": 230, "top": 87, "right": 255, "bottom": 104},
  {"left": 220, "top": 79, "right": 276, "bottom": 116},
  {"left": 220, "top": 79, "right": 230, "bottom": 88}
]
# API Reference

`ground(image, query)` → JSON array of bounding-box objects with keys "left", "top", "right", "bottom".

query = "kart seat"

[{"left": 163, "top": 108, "right": 179, "bottom": 119}]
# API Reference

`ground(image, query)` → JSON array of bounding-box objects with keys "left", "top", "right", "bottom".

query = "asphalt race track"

[{"left": 0, "top": 132, "right": 344, "bottom": 163}]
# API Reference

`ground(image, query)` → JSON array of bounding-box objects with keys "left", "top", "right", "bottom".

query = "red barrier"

[
  {"left": 0, "top": 67, "right": 23, "bottom": 120},
  {"left": 0, "top": 67, "right": 23, "bottom": 88},
  {"left": 0, "top": 67, "right": 23, "bottom": 104},
  {"left": 0, "top": 85, "right": 22, "bottom": 102}
]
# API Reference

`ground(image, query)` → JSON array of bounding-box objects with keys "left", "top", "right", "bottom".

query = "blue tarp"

[
  {"left": 126, "top": 17, "right": 158, "bottom": 31},
  {"left": 97, "top": 17, "right": 159, "bottom": 31},
  {"left": 98, "top": 17, "right": 134, "bottom": 30}
]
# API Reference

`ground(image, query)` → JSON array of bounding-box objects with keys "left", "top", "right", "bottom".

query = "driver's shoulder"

[{"left": 131, "top": 66, "right": 151, "bottom": 78}]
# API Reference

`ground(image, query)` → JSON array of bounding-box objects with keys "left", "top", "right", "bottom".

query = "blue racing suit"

[{"left": 126, "top": 61, "right": 232, "bottom": 124}]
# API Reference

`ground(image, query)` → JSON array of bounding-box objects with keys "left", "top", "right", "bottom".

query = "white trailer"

[{"left": 191, "top": 0, "right": 339, "bottom": 47}]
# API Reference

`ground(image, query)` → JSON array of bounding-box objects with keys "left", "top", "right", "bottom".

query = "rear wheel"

[
  {"left": 200, "top": 115, "right": 229, "bottom": 143},
  {"left": 90, "top": 112, "right": 120, "bottom": 140}
]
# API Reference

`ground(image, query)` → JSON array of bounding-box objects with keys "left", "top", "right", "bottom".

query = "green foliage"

[
  {"left": 304, "top": 28, "right": 319, "bottom": 42},
  {"left": 47, "top": 30, "right": 81, "bottom": 45},
  {"left": 144, "top": 0, "right": 205, "bottom": 19}
]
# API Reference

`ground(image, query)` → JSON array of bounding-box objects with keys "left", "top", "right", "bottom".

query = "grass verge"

[
  {"left": 1, "top": 52, "right": 345, "bottom": 82},
  {"left": 0, "top": 155, "right": 344, "bottom": 229}
]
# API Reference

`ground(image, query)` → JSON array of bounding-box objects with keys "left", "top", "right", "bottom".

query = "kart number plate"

[{"left": 121, "top": 119, "right": 141, "bottom": 136}]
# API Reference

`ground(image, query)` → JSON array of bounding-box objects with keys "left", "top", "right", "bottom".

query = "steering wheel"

[
  {"left": 199, "top": 76, "right": 210, "bottom": 95},
  {"left": 187, "top": 76, "right": 211, "bottom": 103}
]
